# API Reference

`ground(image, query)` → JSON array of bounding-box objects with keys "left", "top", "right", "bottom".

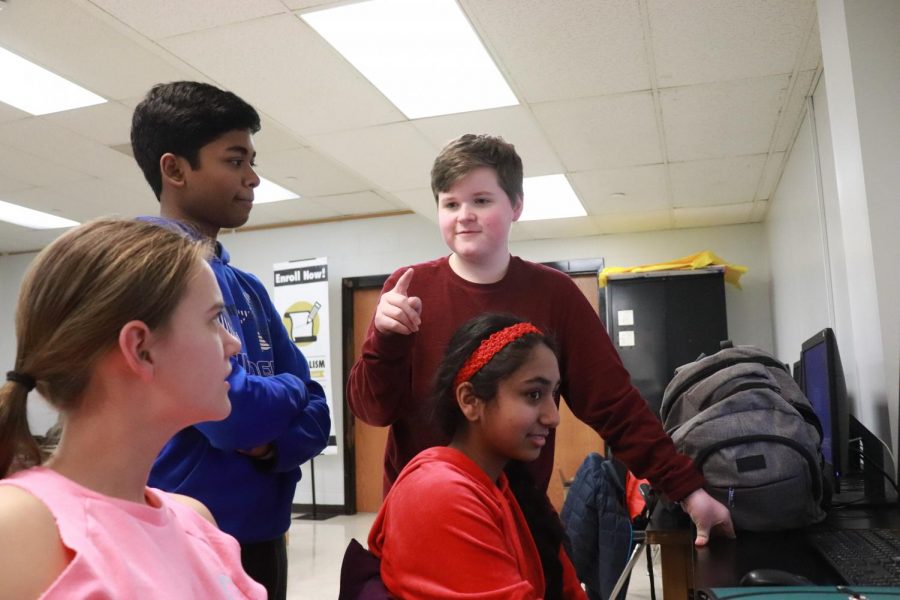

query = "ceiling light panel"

[
  {"left": 255, "top": 177, "right": 300, "bottom": 204},
  {"left": 0, "top": 200, "right": 80, "bottom": 229},
  {"left": 302, "top": 0, "right": 518, "bottom": 119},
  {"left": 520, "top": 175, "right": 587, "bottom": 221},
  {"left": 0, "top": 47, "right": 106, "bottom": 115}
]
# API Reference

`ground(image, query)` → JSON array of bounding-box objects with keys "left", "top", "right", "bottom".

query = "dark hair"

[
  {"left": 431, "top": 313, "right": 565, "bottom": 599},
  {"left": 432, "top": 313, "right": 553, "bottom": 438},
  {"left": 430, "top": 134, "right": 523, "bottom": 207},
  {"left": 131, "top": 81, "right": 261, "bottom": 199}
]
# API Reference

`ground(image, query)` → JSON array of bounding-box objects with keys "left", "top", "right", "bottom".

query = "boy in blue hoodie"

[{"left": 131, "top": 81, "right": 330, "bottom": 600}]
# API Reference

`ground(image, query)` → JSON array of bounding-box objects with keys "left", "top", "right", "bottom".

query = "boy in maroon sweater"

[{"left": 347, "top": 134, "right": 734, "bottom": 546}]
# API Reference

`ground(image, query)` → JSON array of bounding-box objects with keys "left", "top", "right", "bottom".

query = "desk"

[{"left": 644, "top": 503, "right": 900, "bottom": 600}]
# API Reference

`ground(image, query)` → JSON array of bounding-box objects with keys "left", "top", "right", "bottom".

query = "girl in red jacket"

[{"left": 368, "top": 313, "right": 587, "bottom": 599}]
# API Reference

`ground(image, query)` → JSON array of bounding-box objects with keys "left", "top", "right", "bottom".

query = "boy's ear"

[
  {"left": 456, "top": 383, "right": 484, "bottom": 423},
  {"left": 512, "top": 195, "right": 524, "bottom": 221},
  {"left": 118, "top": 320, "right": 156, "bottom": 381},
  {"left": 160, "top": 153, "right": 188, "bottom": 189}
]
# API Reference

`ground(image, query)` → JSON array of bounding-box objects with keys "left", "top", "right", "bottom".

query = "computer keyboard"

[{"left": 808, "top": 529, "right": 900, "bottom": 585}]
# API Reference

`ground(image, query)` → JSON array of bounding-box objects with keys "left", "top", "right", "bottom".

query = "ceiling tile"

[
  {"left": 0, "top": 118, "right": 139, "bottom": 181},
  {"left": 308, "top": 123, "right": 438, "bottom": 192},
  {"left": 533, "top": 92, "right": 662, "bottom": 171},
  {"left": 388, "top": 188, "right": 437, "bottom": 223},
  {"left": 313, "top": 190, "right": 403, "bottom": 216},
  {"left": 594, "top": 209, "right": 673, "bottom": 234},
  {"left": 44, "top": 101, "right": 134, "bottom": 147},
  {"left": 673, "top": 203, "right": 753, "bottom": 229},
  {"left": 0, "top": 143, "right": 91, "bottom": 190},
  {"left": 0, "top": 103, "right": 30, "bottom": 125},
  {"left": 258, "top": 147, "right": 370, "bottom": 198},
  {"left": 758, "top": 152, "right": 787, "bottom": 201},
  {"left": 649, "top": 0, "right": 816, "bottom": 87},
  {"left": 750, "top": 200, "right": 770, "bottom": 222},
  {"left": 773, "top": 70, "right": 817, "bottom": 151},
  {"left": 159, "top": 14, "right": 406, "bottom": 136},
  {"left": 243, "top": 197, "right": 339, "bottom": 228},
  {"left": 799, "top": 18, "right": 822, "bottom": 71},
  {"left": 570, "top": 165, "right": 669, "bottom": 214},
  {"left": 412, "top": 106, "right": 563, "bottom": 176},
  {"left": 254, "top": 118, "right": 307, "bottom": 153},
  {"left": 0, "top": 0, "right": 202, "bottom": 101},
  {"left": 513, "top": 216, "right": 601, "bottom": 241},
  {"left": 283, "top": 1, "right": 333, "bottom": 10},
  {"left": 662, "top": 76, "right": 789, "bottom": 161},
  {"left": 0, "top": 0, "right": 825, "bottom": 253},
  {"left": 3, "top": 178, "right": 150, "bottom": 222},
  {"left": 463, "top": 0, "right": 650, "bottom": 103},
  {"left": 670, "top": 155, "right": 767, "bottom": 207},
  {"left": 89, "top": 0, "right": 287, "bottom": 40}
]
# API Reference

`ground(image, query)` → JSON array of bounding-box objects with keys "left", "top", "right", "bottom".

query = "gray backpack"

[{"left": 659, "top": 343, "right": 827, "bottom": 531}]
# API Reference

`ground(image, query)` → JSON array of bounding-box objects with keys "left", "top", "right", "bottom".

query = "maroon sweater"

[{"left": 347, "top": 256, "right": 704, "bottom": 500}]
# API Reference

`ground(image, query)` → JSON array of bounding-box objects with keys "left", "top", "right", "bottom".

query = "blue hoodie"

[{"left": 144, "top": 218, "right": 330, "bottom": 543}]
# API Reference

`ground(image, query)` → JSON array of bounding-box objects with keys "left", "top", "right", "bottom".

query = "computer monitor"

[{"left": 800, "top": 327, "right": 850, "bottom": 492}]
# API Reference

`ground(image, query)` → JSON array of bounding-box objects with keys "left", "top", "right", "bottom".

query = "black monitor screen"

[
  {"left": 802, "top": 341, "right": 832, "bottom": 465},
  {"left": 800, "top": 327, "right": 849, "bottom": 489}
]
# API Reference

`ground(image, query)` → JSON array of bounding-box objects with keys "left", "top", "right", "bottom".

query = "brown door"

[
  {"left": 547, "top": 275, "right": 605, "bottom": 512},
  {"left": 350, "top": 287, "right": 391, "bottom": 513},
  {"left": 348, "top": 273, "right": 605, "bottom": 513}
]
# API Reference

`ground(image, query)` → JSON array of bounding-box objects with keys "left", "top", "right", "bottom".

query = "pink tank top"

[{"left": 1, "top": 467, "right": 266, "bottom": 599}]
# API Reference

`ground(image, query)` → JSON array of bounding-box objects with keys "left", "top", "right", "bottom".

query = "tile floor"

[{"left": 285, "top": 512, "right": 664, "bottom": 599}]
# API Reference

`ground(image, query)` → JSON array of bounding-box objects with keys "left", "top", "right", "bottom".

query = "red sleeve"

[
  {"left": 551, "top": 274, "right": 704, "bottom": 501},
  {"left": 372, "top": 468, "right": 540, "bottom": 600},
  {"left": 346, "top": 269, "right": 416, "bottom": 427}
]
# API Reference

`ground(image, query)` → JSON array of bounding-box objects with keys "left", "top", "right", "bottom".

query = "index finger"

[{"left": 392, "top": 268, "right": 414, "bottom": 296}]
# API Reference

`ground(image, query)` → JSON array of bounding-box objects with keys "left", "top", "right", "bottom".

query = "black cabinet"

[{"left": 603, "top": 269, "right": 727, "bottom": 417}]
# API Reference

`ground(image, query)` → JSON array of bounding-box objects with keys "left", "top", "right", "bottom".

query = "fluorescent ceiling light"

[
  {"left": 302, "top": 0, "right": 518, "bottom": 119},
  {"left": 0, "top": 200, "right": 80, "bottom": 229},
  {"left": 255, "top": 177, "right": 300, "bottom": 204},
  {"left": 0, "top": 47, "right": 106, "bottom": 115},
  {"left": 519, "top": 175, "right": 587, "bottom": 222}
]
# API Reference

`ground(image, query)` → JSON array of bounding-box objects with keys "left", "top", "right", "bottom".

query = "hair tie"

[
  {"left": 454, "top": 323, "right": 543, "bottom": 388},
  {"left": 5, "top": 371, "right": 36, "bottom": 392}
]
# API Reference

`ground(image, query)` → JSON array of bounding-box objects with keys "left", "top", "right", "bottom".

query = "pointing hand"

[{"left": 374, "top": 268, "right": 423, "bottom": 336}]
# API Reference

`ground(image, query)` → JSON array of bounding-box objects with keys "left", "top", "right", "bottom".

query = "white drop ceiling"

[{"left": 0, "top": 0, "right": 821, "bottom": 253}]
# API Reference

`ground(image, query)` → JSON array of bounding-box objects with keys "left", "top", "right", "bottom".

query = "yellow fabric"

[{"left": 598, "top": 251, "right": 748, "bottom": 289}]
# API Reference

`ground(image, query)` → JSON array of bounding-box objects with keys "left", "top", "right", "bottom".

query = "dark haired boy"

[
  {"left": 348, "top": 133, "right": 734, "bottom": 547},
  {"left": 132, "top": 81, "right": 330, "bottom": 599}
]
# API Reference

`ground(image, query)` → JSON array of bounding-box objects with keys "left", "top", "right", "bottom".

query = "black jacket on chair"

[{"left": 560, "top": 453, "right": 633, "bottom": 600}]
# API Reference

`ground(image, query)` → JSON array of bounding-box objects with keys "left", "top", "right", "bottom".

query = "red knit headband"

[{"left": 454, "top": 322, "right": 543, "bottom": 388}]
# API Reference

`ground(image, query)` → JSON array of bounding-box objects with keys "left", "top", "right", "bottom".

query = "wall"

[
  {"left": 844, "top": 0, "right": 900, "bottom": 458},
  {"left": 814, "top": 0, "right": 899, "bottom": 454},
  {"left": 766, "top": 107, "right": 830, "bottom": 361}
]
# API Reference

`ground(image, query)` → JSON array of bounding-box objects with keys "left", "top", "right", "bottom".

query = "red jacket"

[{"left": 369, "top": 447, "right": 587, "bottom": 599}]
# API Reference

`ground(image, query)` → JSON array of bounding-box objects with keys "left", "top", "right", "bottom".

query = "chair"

[
  {"left": 609, "top": 482, "right": 657, "bottom": 600},
  {"left": 561, "top": 452, "right": 658, "bottom": 600},
  {"left": 338, "top": 538, "right": 391, "bottom": 600}
]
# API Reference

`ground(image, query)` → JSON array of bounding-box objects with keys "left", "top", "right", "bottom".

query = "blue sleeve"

[
  {"left": 271, "top": 380, "right": 331, "bottom": 472},
  {"left": 196, "top": 274, "right": 331, "bottom": 458}
]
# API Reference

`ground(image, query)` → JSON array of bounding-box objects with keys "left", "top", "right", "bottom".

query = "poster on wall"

[{"left": 273, "top": 257, "right": 337, "bottom": 455}]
